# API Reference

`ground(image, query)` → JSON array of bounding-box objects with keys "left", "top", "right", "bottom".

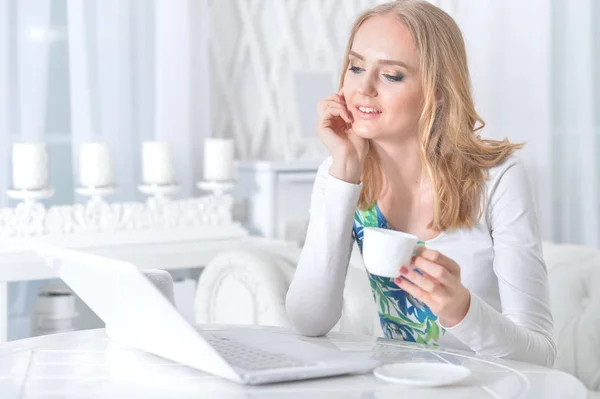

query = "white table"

[
  {"left": 0, "top": 237, "right": 299, "bottom": 342},
  {"left": 0, "top": 326, "right": 589, "bottom": 398}
]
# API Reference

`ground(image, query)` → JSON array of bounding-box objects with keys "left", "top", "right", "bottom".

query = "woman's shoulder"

[
  {"left": 487, "top": 154, "right": 522, "bottom": 177},
  {"left": 484, "top": 155, "right": 529, "bottom": 196}
]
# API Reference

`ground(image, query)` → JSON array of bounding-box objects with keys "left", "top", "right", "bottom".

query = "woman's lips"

[{"left": 354, "top": 106, "right": 382, "bottom": 120}]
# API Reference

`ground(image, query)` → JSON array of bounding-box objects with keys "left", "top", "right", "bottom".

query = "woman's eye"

[
  {"left": 384, "top": 74, "right": 404, "bottom": 82},
  {"left": 348, "top": 65, "right": 364, "bottom": 74}
]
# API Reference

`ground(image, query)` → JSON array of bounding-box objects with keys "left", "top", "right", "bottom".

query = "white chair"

[
  {"left": 143, "top": 269, "right": 175, "bottom": 305},
  {"left": 195, "top": 241, "right": 600, "bottom": 396}
]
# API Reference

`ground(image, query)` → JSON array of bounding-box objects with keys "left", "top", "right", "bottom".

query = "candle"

[
  {"left": 79, "top": 142, "right": 114, "bottom": 187},
  {"left": 203, "top": 138, "right": 235, "bottom": 181},
  {"left": 12, "top": 142, "right": 49, "bottom": 190},
  {"left": 142, "top": 141, "right": 175, "bottom": 185}
]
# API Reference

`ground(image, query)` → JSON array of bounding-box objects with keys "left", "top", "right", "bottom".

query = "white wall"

[{"left": 207, "top": 0, "right": 388, "bottom": 160}]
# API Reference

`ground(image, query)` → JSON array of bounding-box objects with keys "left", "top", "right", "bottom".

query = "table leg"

[{"left": 0, "top": 282, "right": 7, "bottom": 343}]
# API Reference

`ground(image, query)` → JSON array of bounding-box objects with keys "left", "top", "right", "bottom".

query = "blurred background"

[{"left": 0, "top": 0, "right": 598, "bottom": 340}]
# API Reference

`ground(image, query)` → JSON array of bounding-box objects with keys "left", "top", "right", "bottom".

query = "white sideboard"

[
  {"left": 0, "top": 160, "right": 323, "bottom": 343},
  {"left": 0, "top": 187, "right": 300, "bottom": 343},
  {"left": 235, "top": 160, "right": 320, "bottom": 243}
]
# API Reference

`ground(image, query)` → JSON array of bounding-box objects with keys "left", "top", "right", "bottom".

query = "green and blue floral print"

[{"left": 353, "top": 203, "right": 445, "bottom": 345}]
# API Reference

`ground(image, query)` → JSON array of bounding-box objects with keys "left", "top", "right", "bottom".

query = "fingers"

[
  {"left": 325, "top": 105, "right": 353, "bottom": 125},
  {"left": 394, "top": 247, "right": 459, "bottom": 294},
  {"left": 414, "top": 247, "right": 459, "bottom": 274},
  {"left": 393, "top": 275, "right": 429, "bottom": 304},
  {"left": 320, "top": 96, "right": 346, "bottom": 108},
  {"left": 318, "top": 97, "right": 354, "bottom": 125},
  {"left": 395, "top": 266, "right": 439, "bottom": 293},
  {"left": 319, "top": 92, "right": 352, "bottom": 114},
  {"left": 319, "top": 92, "right": 347, "bottom": 109},
  {"left": 412, "top": 256, "right": 454, "bottom": 286}
]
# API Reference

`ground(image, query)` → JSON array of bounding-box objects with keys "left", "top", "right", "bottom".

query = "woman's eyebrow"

[{"left": 349, "top": 50, "right": 411, "bottom": 70}]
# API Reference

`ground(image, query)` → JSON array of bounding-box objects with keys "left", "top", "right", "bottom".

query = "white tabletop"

[{"left": 0, "top": 326, "right": 588, "bottom": 399}]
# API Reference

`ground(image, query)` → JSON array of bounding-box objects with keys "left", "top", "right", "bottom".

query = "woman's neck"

[{"left": 372, "top": 136, "right": 425, "bottom": 194}]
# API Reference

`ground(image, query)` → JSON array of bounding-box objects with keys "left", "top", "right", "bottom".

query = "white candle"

[
  {"left": 142, "top": 141, "right": 175, "bottom": 185},
  {"left": 79, "top": 142, "right": 114, "bottom": 187},
  {"left": 203, "top": 138, "right": 235, "bottom": 181},
  {"left": 12, "top": 142, "right": 49, "bottom": 190}
]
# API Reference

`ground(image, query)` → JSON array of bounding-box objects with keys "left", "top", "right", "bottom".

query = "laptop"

[{"left": 36, "top": 246, "right": 378, "bottom": 385}]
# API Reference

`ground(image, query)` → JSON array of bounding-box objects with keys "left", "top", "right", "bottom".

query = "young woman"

[{"left": 285, "top": 0, "right": 556, "bottom": 367}]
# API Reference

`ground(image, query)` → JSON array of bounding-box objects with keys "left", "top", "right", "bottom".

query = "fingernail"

[{"left": 400, "top": 266, "right": 409, "bottom": 274}]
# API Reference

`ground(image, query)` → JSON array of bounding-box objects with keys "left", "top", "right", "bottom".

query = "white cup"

[{"left": 362, "top": 227, "right": 424, "bottom": 278}]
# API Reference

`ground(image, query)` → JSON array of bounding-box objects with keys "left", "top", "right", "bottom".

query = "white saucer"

[{"left": 373, "top": 362, "right": 471, "bottom": 387}]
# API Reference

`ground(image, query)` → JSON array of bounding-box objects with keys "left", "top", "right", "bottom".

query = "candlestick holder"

[
  {"left": 7, "top": 186, "right": 55, "bottom": 204},
  {"left": 197, "top": 180, "right": 236, "bottom": 197},
  {"left": 75, "top": 185, "right": 117, "bottom": 204},
  {"left": 138, "top": 183, "right": 181, "bottom": 199},
  {"left": 138, "top": 183, "right": 180, "bottom": 212},
  {"left": 5, "top": 187, "right": 54, "bottom": 236}
]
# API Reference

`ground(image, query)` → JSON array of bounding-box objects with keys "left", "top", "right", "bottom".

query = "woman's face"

[{"left": 343, "top": 14, "right": 424, "bottom": 141}]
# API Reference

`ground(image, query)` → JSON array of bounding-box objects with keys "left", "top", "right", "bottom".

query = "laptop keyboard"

[{"left": 205, "top": 335, "right": 315, "bottom": 371}]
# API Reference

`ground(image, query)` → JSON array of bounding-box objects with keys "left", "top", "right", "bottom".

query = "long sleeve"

[
  {"left": 285, "top": 157, "right": 361, "bottom": 336},
  {"left": 441, "top": 159, "right": 557, "bottom": 367}
]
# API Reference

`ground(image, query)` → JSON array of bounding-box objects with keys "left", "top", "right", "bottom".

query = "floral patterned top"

[{"left": 353, "top": 203, "right": 445, "bottom": 345}]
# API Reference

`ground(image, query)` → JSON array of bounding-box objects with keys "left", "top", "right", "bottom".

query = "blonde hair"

[{"left": 340, "top": 0, "right": 523, "bottom": 230}]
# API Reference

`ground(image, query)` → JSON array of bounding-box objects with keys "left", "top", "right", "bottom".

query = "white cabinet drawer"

[
  {"left": 276, "top": 172, "right": 316, "bottom": 241},
  {"left": 235, "top": 161, "right": 319, "bottom": 240}
]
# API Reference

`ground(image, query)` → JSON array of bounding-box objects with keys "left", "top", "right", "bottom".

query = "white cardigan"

[{"left": 286, "top": 156, "right": 557, "bottom": 367}]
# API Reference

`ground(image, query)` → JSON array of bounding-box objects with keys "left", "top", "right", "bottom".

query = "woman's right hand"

[{"left": 316, "top": 90, "right": 369, "bottom": 184}]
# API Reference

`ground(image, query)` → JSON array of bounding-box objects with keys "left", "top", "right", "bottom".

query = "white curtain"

[
  {"left": 0, "top": 0, "right": 211, "bottom": 341},
  {"left": 0, "top": 0, "right": 211, "bottom": 206},
  {"left": 0, "top": 0, "right": 52, "bottom": 207},
  {"left": 66, "top": 0, "right": 210, "bottom": 201},
  {"left": 432, "top": 0, "right": 600, "bottom": 247},
  {"left": 0, "top": 0, "right": 54, "bottom": 342},
  {"left": 0, "top": 0, "right": 9, "bottom": 208}
]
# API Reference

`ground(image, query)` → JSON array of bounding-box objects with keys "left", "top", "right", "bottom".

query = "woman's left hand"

[{"left": 393, "top": 248, "right": 471, "bottom": 328}]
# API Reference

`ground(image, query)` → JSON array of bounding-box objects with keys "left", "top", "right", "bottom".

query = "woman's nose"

[{"left": 358, "top": 75, "right": 377, "bottom": 97}]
